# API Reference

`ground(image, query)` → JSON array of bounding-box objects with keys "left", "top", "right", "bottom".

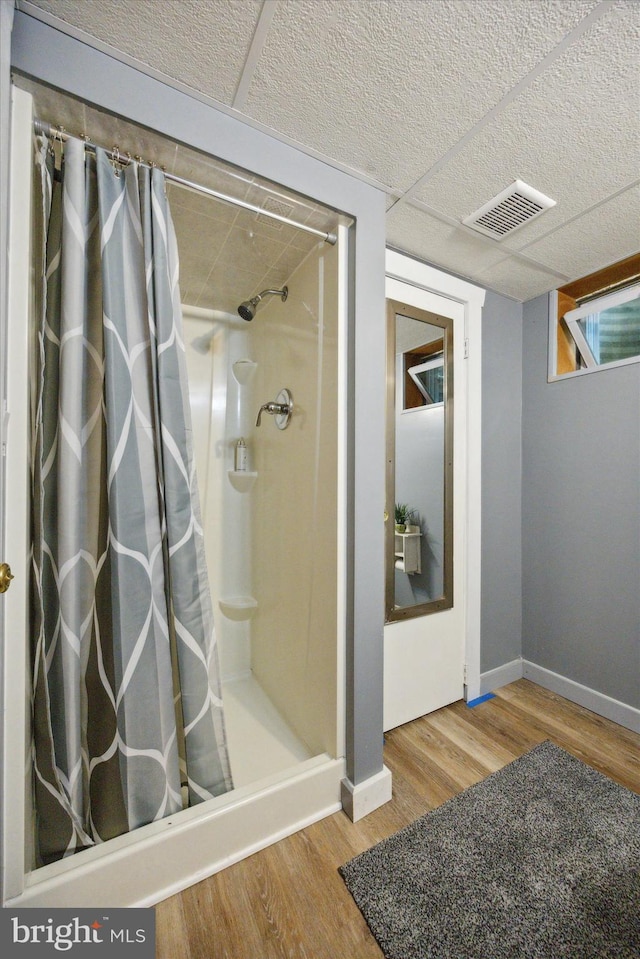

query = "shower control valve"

[{"left": 255, "top": 389, "right": 293, "bottom": 430}]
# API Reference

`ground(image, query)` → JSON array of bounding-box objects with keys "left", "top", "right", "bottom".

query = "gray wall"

[
  {"left": 481, "top": 290, "right": 524, "bottom": 672},
  {"left": 522, "top": 294, "right": 640, "bottom": 708}
]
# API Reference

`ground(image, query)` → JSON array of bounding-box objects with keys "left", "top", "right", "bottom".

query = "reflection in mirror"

[{"left": 385, "top": 299, "right": 453, "bottom": 623}]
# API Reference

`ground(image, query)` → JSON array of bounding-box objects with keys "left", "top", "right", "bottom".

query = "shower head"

[{"left": 237, "top": 286, "right": 288, "bottom": 321}]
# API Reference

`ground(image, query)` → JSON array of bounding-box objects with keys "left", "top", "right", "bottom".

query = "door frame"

[
  {"left": 2, "top": 85, "right": 34, "bottom": 904},
  {"left": 384, "top": 250, "right": 484, "bottom": 728}
]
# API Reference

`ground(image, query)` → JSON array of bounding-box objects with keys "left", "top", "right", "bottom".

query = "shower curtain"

[{"left": 31, "top": 134, "right": 232, "bottom": 864}]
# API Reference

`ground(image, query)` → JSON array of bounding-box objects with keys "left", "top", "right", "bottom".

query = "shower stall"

[
  {"left": 2, "top": 83, "right": 349, "bottom": 907},
  {"left": 182, "top": 239, "right": 343, "bottom": 790}
]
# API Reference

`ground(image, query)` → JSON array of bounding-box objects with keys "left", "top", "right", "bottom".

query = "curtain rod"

[{"left": 34, "top": 119, "right": 338, "bottom": 246}]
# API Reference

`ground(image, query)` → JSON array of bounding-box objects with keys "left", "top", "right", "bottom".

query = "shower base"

[
  {"left": 223, "top": 674, "right": 312, "bottom": 787},
  {"left": 10, "top": 682, "right": 344, "bottom": 909}
]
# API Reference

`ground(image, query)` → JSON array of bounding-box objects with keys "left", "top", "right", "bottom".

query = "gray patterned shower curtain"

[{"left": 31, "top": 134, "right": 232, "bottom": 864}]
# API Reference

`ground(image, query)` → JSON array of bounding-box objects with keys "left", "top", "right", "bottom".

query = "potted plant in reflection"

[{"left": 395, "top": 502, "right": 411, "bottom": 533}]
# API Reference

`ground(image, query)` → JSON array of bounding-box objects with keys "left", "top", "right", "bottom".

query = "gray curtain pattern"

[{"left": 32, "top": 135, "right": 232, "bottom": 864}]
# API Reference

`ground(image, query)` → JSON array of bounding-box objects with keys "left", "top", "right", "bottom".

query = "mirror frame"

[{"left": 385, "top": 298, "right": 454, "bottom": 623}]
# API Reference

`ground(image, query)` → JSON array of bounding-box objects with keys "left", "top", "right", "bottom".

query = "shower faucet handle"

[
  {"left": 255, "top": 389, "right": 293, "bottom": 429},
  {"left": 256, "top": 401, "right": 284, "bottom": 426}
]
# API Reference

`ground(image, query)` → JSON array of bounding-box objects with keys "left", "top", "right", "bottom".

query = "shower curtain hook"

[{"left": 112, "top": 145, "right": 122, "bottom": 177}]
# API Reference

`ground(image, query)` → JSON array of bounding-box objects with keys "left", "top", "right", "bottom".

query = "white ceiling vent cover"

[{"left": 463, "top": 180, "right": 556, "bottom": 240}]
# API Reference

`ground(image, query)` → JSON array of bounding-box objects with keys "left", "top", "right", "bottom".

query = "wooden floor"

[{"left": 155, "top": 679, "right": 640, "bottom": 958}]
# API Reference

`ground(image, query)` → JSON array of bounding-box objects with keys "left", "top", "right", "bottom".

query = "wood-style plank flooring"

[{"left": 155, "top": 679, "right": 640, "bottom": 958}]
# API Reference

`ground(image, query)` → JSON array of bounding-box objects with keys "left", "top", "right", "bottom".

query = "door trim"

[{"left": 2, "top": 86, "right": 34, "bottom": 903}]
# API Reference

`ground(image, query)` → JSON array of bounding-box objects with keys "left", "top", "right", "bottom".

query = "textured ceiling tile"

[
  {"left": 386, "top": 204, "right": 508, "bottom": 275},
  {"left": 24, "top": 0, "right": 261, "bottom": 104},
  {"left": 167, "top": 184, "right": 240, "bottom": 228},
  {"left": 474, "top": 257, "right": 568, "bottom": 301},
  {"left": 190, "top": 264, "right": 265, "bottom": 314},
  {"left": 171, "top": 204, "right": 233, "bottom": 265},
  {"left": 244, "top": 0, "right": 599, "bottom": 191},
  {"left": 413, "top": 2, "right": 640, "bottom": 243},
  {"left": 522, "top": 186, "right": 640, "bottom": 279}
]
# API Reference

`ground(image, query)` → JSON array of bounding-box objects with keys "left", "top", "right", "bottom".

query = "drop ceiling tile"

[
  {"left": 167, "top": 144, "right": 257, "bottom": 197},
  {"left": 23, "top": 0, "right": 261, "bottom": 104},
  {"left": 232, "top": 205, "right": 323, "bottom": 252},
  {"left": 212, "top": 224, "right": 290, "bottom": 277},
  {"left": 521, "top": 186, "right": 640, "bottom": 278},
  {"left": 270, "top": 241, "right": 321, "bottom": 282},
  {"left": 474, "top": 257, "right": 568, "bottom": 302},
  {"left": 171, "top": 205, "right": 233, "bottom": 261},
  {"left": 244, "top": 0, "right": 599, "bottom": 192},
  {"left": 413, "top": 2, "right": 639, "bottom": 245},
  {"left": 187, "top": 264, "right": 265, "bottom": 314},
  {"left": 386, "top": 204, "right": 509, "bottom": 275},
  {"left": 167, "top": 184, "right": 240, "bottom": 227}
]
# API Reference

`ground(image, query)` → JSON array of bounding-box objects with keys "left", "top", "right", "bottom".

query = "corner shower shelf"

[
  {"left": 219, "top": 596, "right": 258, "bottom": 621},
  {"left": 227, "top": 470, "right": 257, "bottom": 492},
  {"left": 232, "top": 358, "right": 257, "bottom": 385}
]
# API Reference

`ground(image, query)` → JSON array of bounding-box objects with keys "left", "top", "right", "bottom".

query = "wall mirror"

[{"left": 385, "top": 298, "right": 453, "bottom": 623}]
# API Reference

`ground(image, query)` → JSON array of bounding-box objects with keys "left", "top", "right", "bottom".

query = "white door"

[{"left": 383, "top": 252, "right": 484, "bottom": 731}]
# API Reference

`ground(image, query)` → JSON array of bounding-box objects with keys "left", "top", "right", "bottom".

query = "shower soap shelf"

[
  {"left": 228, "top": 470, "right": 257, "bottom": 492},
  {"left": 219, "top": 596, "right": 258, "bottom": 621},
  {"left": 232, "top": 359, "right": 257, "bottom": 385}
]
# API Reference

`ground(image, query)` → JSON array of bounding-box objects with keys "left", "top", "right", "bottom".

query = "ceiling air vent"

[
  {"left": 255, "top": 196, "right": 295, "bottom": 229},
  {"left": 462, "top": 179, "right": 556, "bottom": 240}
]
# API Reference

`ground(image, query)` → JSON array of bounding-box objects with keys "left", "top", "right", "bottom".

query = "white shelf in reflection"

[
  {"left": 219, "top": 596, "right": 258, "bottom": 621},
  {"left": 227, "top": 470, "right": 257, "bottom": 492}
]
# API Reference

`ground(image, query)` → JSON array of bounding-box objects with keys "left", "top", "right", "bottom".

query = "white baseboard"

[
  {"left": 479, "top": 658, "right": 523, "bottom": 695},
  {"left": 341, "top": 766, "right": 393, "bottom": 822},
  {"left": 522, "top": 660, "right": 640, "bottom": 734}
]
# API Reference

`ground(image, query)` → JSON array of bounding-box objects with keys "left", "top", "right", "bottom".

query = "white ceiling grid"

[{"left": 16, "top": 0, "right": 640, "bottom": 302}]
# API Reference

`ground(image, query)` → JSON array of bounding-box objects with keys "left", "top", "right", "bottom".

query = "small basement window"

[{"left": 549, "top": 253, "right": 640, "bottom": 380}]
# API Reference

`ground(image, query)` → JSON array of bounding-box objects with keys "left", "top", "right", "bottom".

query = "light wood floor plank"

[{"left": 155, "top": 679, "right": 639, "bottom": 959}]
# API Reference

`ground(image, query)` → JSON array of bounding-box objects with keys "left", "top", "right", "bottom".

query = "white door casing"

[
  {"left": 383, "top": 251, "right": 484, "bottom": 730},
  {"left": 2, "top": 86, "right": 34, "bottom": 903}
]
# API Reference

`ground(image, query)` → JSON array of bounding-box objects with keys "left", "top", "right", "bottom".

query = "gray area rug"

[{"left": 340, "top": 741, "right": 640, "bottom": 959}]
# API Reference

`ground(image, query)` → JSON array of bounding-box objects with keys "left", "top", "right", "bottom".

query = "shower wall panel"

[
  {"left": 183, "top": 312, "right": 254, "bottom": 683},
  {"left": 251, "top": 242, "right": 340, "bottom": 758}
]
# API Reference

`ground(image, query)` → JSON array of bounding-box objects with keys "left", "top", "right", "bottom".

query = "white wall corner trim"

[
  {"left": 341, "top": 767, "right": 393, "bottom": 823},
  {"left": 523, "top": 661, "right": 640, "bottom": 735},
  {"left": 480, "top": 658, "right": 524, "bottom": 695}
]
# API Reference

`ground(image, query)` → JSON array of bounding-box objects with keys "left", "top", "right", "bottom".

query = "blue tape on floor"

[{"left": 466, "top": 692, "right": 496, "bottom": 708}]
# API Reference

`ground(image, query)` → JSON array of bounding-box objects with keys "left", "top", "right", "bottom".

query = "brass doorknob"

[{"left": 0, "top": 563, "right": 15, "bottom": 594}]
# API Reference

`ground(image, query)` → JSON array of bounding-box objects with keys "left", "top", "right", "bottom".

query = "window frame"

[
  {"left": 548, "top": 254, "right": 640, "bottom": 382},
  {"left": 406, "top": 352, "right": 445, "bottom": 407}
]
